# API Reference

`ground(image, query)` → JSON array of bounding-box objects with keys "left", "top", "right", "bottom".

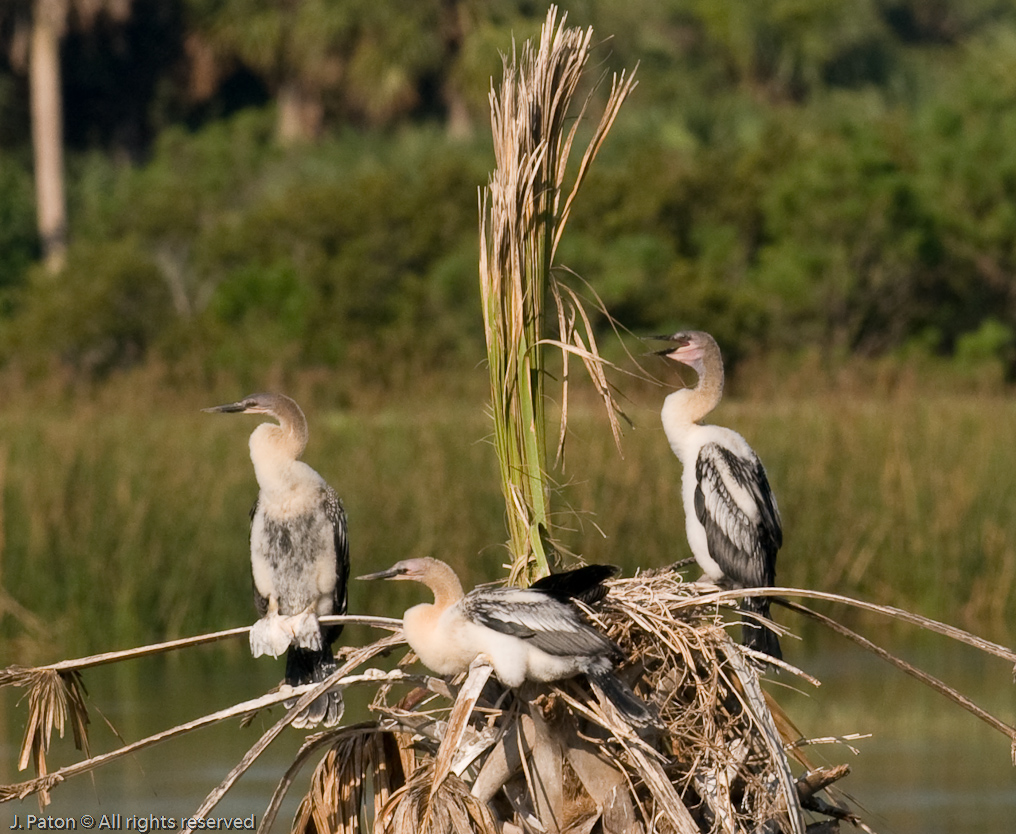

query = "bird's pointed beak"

[
  {"left": 357, "top": 566, "right": 407, "bottom": 581},
  {"left": 202, "top": 401, "right": 248, "bottom": 414},
  {"left": 643, "top": 333, "right": 690, "bottom": 357}
]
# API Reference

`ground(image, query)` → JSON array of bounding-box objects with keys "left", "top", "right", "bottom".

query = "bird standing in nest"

[
  {"left": 359, "top": 559, "right": 654, "bottom": 725},
  {"left": 205, "top": 392, "right": 349, "bottom": 726},
  {"left": 655, "top": 330, "right": 783, "bottom": 661}
]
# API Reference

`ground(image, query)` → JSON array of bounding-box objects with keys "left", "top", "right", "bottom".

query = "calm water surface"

[{"left": 1, "top": 627, "right": 1014, "bottom": 834}]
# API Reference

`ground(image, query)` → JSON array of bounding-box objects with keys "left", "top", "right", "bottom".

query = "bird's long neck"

[
  {"left": 661, "top": 345, "right": 724, "bottom": 433},
  {"left": 248, "top": 411, "right": 310, "bottom": 496},
  {"left": 423, "top": 560, "right": 466, "bottom": 611}
]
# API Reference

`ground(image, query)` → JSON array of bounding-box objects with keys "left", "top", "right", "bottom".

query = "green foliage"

[
  {"left": 2, "top": 113, "right": 490, "bottom": 383},
  {"left": 7, "top": 1, "right": 1016, "bottom": 381},
  {"left": 954, "top": 318, "right": 1016, "bottom": 381},
  {"left": 5, "top": 238, "right": 172, "bottom": 376},
  {"left": 0, "top": 152, "right": 38, "bottom": 296}
]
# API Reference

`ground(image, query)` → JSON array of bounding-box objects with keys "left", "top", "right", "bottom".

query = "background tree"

[
  {"left": 184, "top": 0, "right": 455, "bottom": 144},
  {"left": 2, "top": 0, "right": 135, "bottom": 272}
]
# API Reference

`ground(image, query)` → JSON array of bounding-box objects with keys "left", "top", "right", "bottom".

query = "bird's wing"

[
  {"left": 323, "top": 487, "right": 349, "bottom": 617},
  {"left": 694, "top": 441, "right": 782, "bottom": 588},
  {"left": 249, "top": 497, "right": 270, "bottom": 618},
  {"left": 463, "top": 589, "right": 619, "bottom": 658}
]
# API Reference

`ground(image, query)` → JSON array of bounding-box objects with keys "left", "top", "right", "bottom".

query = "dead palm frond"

[
  {"left": 362, "top": 570, "right": 1016, "bottom": 834},
  {"left": 289, "top": 726, "right": 406, "bottom": 834},
  {"left": 0, "top": 667, "right": 89, "bottom": 807},
  {"left": 480, "top": 4, "right": 638, "bottom": 584},
  {"left": 5, "top": 575, "right": 1014, "bottom": 833},
  {"left": 376, "top": 759, "right": 499, "bottom": 834}
]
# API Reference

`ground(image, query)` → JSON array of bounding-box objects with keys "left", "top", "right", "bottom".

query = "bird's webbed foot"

[
  {"left": 286, "top": 609, "right": 323, "bottom": 651},
  {"left": 250, "top": 611, "right": 292, "bottom": 658}
]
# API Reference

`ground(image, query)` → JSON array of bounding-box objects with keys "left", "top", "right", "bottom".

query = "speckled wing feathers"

[
  {"left": 249, "top": 497, "right": 270, "bottom": 617},
  {"left": 463, "top": 588, "right": 620, "bottom": 659},
  {"left": 694, "top": 442, "right": 781, "bottom": 589}
]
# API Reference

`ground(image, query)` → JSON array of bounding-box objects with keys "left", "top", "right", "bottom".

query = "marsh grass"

[
  {"left": 1, "top": 383, "right": 1014, "bottom": 663},
  {"left": 548, "top": 383, "right": 1016, "bottom": 639}
]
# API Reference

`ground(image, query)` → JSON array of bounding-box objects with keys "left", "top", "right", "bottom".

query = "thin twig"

[
  {"left": 680, "top": 584, "right": 1016, "bottom": 664},
  {"left": 184, "top": 632, "right": 405, "bottom": 833},
  {"left": 1, "top": 615, "right": 402, "bottom": 677},
  {"left": 781, "top": 598, "right": 1016, "bottom": 747}
]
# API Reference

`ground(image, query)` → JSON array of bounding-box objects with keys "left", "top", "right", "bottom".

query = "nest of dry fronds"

[
  {"left": 289, "top": 571, "right": 856, "bottom": 834},
  {"left": 4, "top": 576, "right": 1015, "bottom": 831}
]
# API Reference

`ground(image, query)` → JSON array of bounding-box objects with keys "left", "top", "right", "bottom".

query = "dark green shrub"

[{"left": 5, "top": 237, "right": 172, "bottom": 377}]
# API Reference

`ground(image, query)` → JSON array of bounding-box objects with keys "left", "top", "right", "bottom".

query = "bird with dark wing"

[
  {"left": 359, "top": 558, "right": 654, "bottom": 726},
  {"left": 655, "top": 330, "right": 783, "bottom": 661},
  {"left": 205, "top": 392, "right": 349, "bottom": 727}
]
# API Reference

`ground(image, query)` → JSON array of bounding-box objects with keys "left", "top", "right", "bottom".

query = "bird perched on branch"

[
  {"left": 358, "top": 559, "right": 654, "bottom": 726},
  {"left": 205, "top": 392, "right": 349, "bottom": 726},
  {"left": 654, "top": 330, "right": 783, "bottom": 661}
]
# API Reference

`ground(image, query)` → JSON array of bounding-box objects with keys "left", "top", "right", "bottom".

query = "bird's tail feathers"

[
  {"left": 529, "top": 564, "right": 619, "bottom": 604},
  {"left": 285, "top": 645, "right": 344, "bottom": 728},
  {"left": 585, "top": 662, "right": 656, "bottom": 728},
  {"left": 739, "top": 596, "right": 782, "bottom": 662}
]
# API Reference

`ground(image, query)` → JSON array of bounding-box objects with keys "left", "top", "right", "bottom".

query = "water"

[
  {"left": 0, "top": 647, "right": 315, "bottom": 828},
  {"left": 777, "top": 630, "right": 1016, "bottom": 833},
  {"left": 1, "top": 629, "right": 1014, "bottom": 834}
]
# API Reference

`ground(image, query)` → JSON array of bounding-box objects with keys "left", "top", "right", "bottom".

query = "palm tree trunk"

[
  {"left": 276, "top": 79, "right": 322, "bottom": 146},
  {"left": 30, "top": 4, "right": 67, "bottom": 272}
]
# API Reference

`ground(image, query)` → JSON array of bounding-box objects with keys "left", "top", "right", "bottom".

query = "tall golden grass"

[{"left": 479, "top": 5, "right": 636, "bottom": 584}]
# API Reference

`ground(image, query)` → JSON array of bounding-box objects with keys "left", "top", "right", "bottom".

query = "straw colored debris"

[
  {"left": 0, "top": 666, "right": 89, "bottom": 805},
  {"left": 291, "top": 571, "right": 854, "bottom": 834}
]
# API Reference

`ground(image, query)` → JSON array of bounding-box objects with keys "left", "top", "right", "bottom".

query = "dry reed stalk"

[
  {"left": 184, "top": 632, "right": 406, "bottom": 834},
  {"left": 0, "top": 678, "right": 327, "bottom": 803},
  {"left": 0, "top": 644, "right": 416, "bottom": 806},
  {"left": 672, "top": 583, "right": 1016, "bottom": 750},
  {"left": 694, "top": 586, "right": 1016, "bottom": 663},
  {"left": 479, "top": 4, "right": 637, "bottom": 584},
  {"left": 777, "top": 597, "right": 1016, "bottom": 750}
]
